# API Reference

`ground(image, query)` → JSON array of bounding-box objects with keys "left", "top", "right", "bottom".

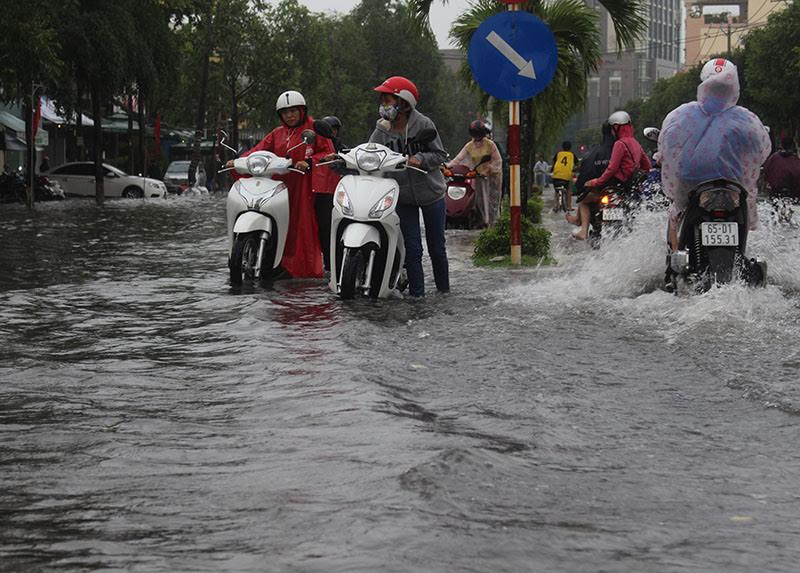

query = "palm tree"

[
  {"left": 412, "top": 0, "right": 646, "bottom": 200},
  {"left": 410, "top": 0, "right": 646, "bottom": 53}
]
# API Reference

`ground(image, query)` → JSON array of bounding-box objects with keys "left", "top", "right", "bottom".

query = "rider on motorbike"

[
  {"left": 568, "top": 111, "right": 651, "bottom": 240},
  {"left": 659, "top": 58, "right": 770, "bottom": 251},
  {"left": 368, "top": 76, "right": 449, "bottom": 297},
  {"left": 762, "top": 136, "right": 800, "bottom": 199},
  {"left": 226, "top": 90, "right": 335, "bottom": 278},
  {"left": 570, "top": 121, "right": 613, "bottom": 211},
  {"left": 446, "top": 120, "right": 503, "bottom": 227}
]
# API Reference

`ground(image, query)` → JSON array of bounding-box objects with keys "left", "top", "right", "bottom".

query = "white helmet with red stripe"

[{"left": 700, "top": 58, "right": 736, "bottom": 82}]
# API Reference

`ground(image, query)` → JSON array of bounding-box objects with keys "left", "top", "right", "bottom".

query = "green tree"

[
  {"left": 447, "top": 0, "right": 604, "bottom": 199},
  {"left": 624, "top": 62, "right": 700, "bottom": 137},
  {"left": 0, "top": 0, "right": 63, "bottom": 208},
  {"left": 743, "top": 0, "right": 800, "bottom": 139}
]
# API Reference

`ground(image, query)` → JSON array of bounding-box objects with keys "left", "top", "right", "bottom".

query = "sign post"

[{"left": 468, "top": 3, "right": 557, "bottom": 265}]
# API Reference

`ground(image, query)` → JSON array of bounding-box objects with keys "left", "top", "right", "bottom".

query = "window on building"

[
  {"left": 609, "top": 71, "right": 622, "bottom": 98},
  {"left": 588, "top": 77, "right": 600, "bottom": 98}
]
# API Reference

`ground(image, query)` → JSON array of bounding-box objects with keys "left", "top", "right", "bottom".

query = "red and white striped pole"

[{"left": 506, "top": 2, "right": 522, "bottom": 265}]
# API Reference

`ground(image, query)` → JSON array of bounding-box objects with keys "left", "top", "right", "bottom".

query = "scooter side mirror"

[
  {"left": 301, "top": 129, "right": 316, "bottom": 145},
  {"left": 412, "top": 128, "right": 438, "bottom": 145},
  {"left": 313, "top": 119, "right": 334, "bottom": 139}
]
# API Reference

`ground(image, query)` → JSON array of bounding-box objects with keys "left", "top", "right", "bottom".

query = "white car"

[{"left": 45, "top": 162, "right": 167, "bottom": 199}]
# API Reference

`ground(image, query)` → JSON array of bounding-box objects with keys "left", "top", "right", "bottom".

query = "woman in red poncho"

[{"left": 228, "top": 90, "right": 335, "bottom": 278}]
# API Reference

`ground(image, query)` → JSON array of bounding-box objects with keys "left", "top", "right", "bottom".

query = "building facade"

[
  {"left": 684, "top": 0, "right": 785, "bottom": 66},
  {"left": 572, "top": 0, "right": 683, "bottom": 138}
]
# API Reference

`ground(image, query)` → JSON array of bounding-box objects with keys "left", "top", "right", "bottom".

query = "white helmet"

[
  {"left": 700, "top": 58, "right": 736, "bottom": 82},
  {"left": 276, "top": 90, "right": 306, "bottom": 112},
  {"left": 608, "top": 110, "right": 631, "bottom": 125}
]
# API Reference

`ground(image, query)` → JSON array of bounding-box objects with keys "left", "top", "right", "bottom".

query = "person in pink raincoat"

[
  {"left": 658, "top": 58, "right": 771, "bottom": 251},
  {"left": 446, "top": 120, "right": 503, "bottom": 227}
]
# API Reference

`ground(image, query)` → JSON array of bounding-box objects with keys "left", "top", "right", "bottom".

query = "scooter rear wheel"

[{"left": 340, "top": 248, "right": 366, "bottom": 300}]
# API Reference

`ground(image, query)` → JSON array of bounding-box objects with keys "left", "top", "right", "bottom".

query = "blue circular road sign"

[{"left": 468, "top": 11, "right": 558, "bottom": 102}]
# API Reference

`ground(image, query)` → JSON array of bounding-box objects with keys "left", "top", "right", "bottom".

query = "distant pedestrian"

[
  {"left": 534, "top": 155, "right": 549, "bottom": 192},
  {"left": 39, "top": 156, "right": 50, "bottom": 173}
]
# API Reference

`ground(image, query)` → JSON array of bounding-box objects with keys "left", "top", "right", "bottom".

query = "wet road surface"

[{"left": 1, "top": 196, "right": 800, "bottom": 572}]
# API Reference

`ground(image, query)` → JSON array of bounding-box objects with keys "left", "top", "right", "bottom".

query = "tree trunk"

[
  {"left": 138, "top": 93, "right": 147, "bottom": 177},
  {"left": 231, "top": 85, "right": 239, "bottom": 152},
  {"left": 23, "top": 100, "right": 34, "bottom": 209},
  {"left": 91, "top": 83, "right": 104, "bottom": 206},
  {"left": 75, "top": 87, "right": 83, "bottom": 162},
  {"left": 520, "top": 99, "right": 535, "bottom": 216},
  {"left": 189, "top": 6, "right": 216, "bottom": 186},
  {"left": 127, "top": 91, "right": 135, "bottom": 174}
]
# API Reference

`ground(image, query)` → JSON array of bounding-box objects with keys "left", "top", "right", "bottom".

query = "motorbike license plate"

[
  {"left": 701, "top": 222, "right": 739, "bottom": 246},
  {"left": 602, "top": 208, "right": 624, "bottom": 221}
]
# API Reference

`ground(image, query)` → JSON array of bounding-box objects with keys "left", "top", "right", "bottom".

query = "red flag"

[
  {"left": 32, "top": 96, "right": 42, "bottom": 140},
  {"left": 154, "top": 113, "right": 161, "bottom": 152}
]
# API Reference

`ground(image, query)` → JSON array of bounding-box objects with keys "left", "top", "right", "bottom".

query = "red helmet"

[{"left": 373, "top": 76, "right": 419, "bottom": 109}]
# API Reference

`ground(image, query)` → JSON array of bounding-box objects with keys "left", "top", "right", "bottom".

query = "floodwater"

[{"left": 1, "top": 196, "right": 800, "bottom": 572}]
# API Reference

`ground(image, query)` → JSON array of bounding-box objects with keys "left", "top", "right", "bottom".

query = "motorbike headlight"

[
  {"left": 369, "top": 190, "right": 397, "bottom": 219},
  {"left": 447, "top": 186, "right": 466, "bottom": 201},
  {"left": 335, "top": 186, "right": 353, "bottom": 216},
  {"left": 247, "top": 155, "right": 270, "bottom": 176},
  {"left": 356, "top": 149, "right": 385, "bottom": 173}
]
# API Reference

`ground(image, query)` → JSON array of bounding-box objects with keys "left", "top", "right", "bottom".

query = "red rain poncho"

[
  {"left": 590, "top": 123, "right": 651, "bottom": 188},
  {"left": 659, "top": 64, "right": 770, "bottom": 229},
  {"left": 239, "top": 116, "right": 335, "bottom": 278}
]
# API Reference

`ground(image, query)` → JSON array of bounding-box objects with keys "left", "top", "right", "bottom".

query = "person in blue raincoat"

[{"left": 659, "top": 58, "right": 771, "bottom": 250}]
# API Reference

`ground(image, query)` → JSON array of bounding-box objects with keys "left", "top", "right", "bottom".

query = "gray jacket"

[{"left": 368, "top": 109, "right": 448, "bottom": 206}]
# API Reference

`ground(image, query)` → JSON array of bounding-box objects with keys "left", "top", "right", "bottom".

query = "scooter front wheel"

[
  {"left": 340, "top": 248, "right": 366, "bottom": 300},
  {"left": 229, "top": 232, "right": 260, "bottom": 284}
]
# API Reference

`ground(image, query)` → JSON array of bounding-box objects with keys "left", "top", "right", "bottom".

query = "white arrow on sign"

[{"left": 486, "top": 30, "right": 536, "bottom": 80}]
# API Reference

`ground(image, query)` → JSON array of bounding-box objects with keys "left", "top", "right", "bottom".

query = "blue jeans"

[{"left": 396, "top": 198, "right": 450, "bottom": 297}]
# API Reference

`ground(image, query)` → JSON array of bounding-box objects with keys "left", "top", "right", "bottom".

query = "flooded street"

[{"left": 2, "top": 197, "right": 800, "bottom": 572}]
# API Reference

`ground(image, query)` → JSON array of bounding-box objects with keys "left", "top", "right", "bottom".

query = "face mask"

[{"left": 379, "top": 104, "right": 399, "bottom": 121}]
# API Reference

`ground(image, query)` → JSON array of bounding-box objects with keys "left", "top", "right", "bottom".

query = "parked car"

[
  {"left": 44, "top": 162, "right": 167, "bottom": 199},
  {"left": 164, "top": 160, "right": 191, "bottom": 195}
]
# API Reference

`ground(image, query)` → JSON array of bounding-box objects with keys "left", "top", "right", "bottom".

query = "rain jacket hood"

[
  {"left": 613, "top": 123, "right": 634, "bottom": 140},
  {"left": 697, "top": 65, "right": 740, "bottom": 115}
]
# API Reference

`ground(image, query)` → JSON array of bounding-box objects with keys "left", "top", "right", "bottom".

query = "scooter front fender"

[
  {"left": 233, "top": 211, "right": 272, "bottom": 236},
  {"left": 341, "top": 222, "right": 381, "bottom": 249}
]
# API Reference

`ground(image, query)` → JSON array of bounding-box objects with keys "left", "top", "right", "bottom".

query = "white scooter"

[
  {"left": 315, "top": 120, "right": 436, "bottom": 299},
  {"left": 223, "top": 130, "right": 314, "bottom": 284}
]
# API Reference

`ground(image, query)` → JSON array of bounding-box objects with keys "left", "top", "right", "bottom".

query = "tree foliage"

[{"left": 744, "top": 0, "right": 800, "bottom": 139}]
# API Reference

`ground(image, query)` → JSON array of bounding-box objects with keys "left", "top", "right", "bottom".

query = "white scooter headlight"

[
  {"left": 355, "top": 149, "right": 385, "bottom": 173},
  {"left": 335, "top": 186, "right": 354, "bottom": 216},
  {"left": 447, "top": 186, "right": 466, "bottom": 200},
  {"left": 246, "top": 155, "right": 270, "bottom": 176},
  {"left": 369, "top": 190, "right": 397, "bottom": 219}
]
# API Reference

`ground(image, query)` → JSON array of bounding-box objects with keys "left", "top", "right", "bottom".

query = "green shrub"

[
  {"left": 473, "top": 210, "right": 550, "bottom": 259},
  {"left": 526, "top": 196, "right": 543, "bottom": 224}
]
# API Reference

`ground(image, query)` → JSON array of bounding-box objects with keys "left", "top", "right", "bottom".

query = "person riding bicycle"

[
  {"left": 659, "top": 58, "right": 770, "bottom": 251},
  {"left": 551, "top": 141, "right": 575, "bottom": 210},
  {"left": 447, "top": 120, "right": 503, "bottom": 227},
  {"left": 568, "top": 111, "right": 650, "bottom": 240}
]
